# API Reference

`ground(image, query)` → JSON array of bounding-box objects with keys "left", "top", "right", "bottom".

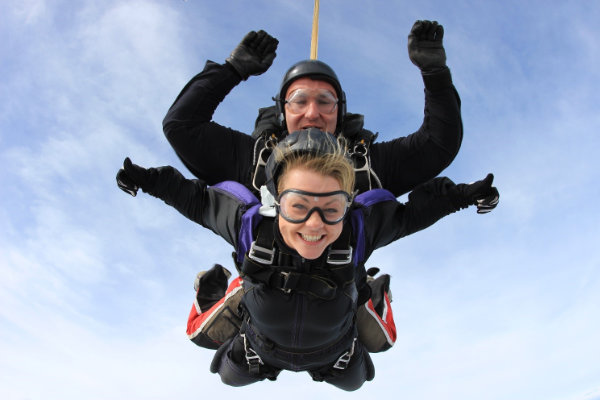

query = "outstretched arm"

[
  {"left": 359, "top": 174, "right": 499, "bottom": 255},
  {"left": 370, "top": 20, "right": 463, "bottom": 197},
  {"left": 116, "top": 157, "right": 257, "bottom": 247}
]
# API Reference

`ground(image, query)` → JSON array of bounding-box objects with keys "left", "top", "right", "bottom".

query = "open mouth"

[
  {"left": 299, "top": 233, "right": 324, "bottom": 243},
  {"left": 302, "top": 124, "right": 323, "bottom": 130}
]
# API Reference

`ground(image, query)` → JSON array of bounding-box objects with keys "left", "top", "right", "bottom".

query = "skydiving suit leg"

[
  {"left": 186, "top": 266, "right": 244, "bottom": 350},
  {"left": 188, "top": 267, "right": 396, "bottom": 353},
  {"left": 209, "top": 333, "right": 281, "bottom": 386},
  {"left": 308, "top": 339, "right": 375, "bottom": 391}
]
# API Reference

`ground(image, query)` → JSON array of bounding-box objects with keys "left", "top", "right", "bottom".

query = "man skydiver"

[{"left": 162, "top": 20, "right": 464, "bottom": 197}]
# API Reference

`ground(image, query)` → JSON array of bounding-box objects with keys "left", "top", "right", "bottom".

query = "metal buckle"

[
  {"left": 252, "top": 136, "right": 278, "bottom": 191},
  {"left": 327, "top": 246, "right": 353, "bottom": 265},
  {"left": 352, "top": 141, "right": 368, "bottom": 157},
  {"left": 333, "top": 338, "right": 356, "bottom": 370},
  {"left": 241, "top": 333, "right": 263, "bottom": 374},
  {"left": 248, "top": 241, "right": 275, "bottom": 264},
  {"left": 279, "top": 271, "right": 292, "bottom": 294}
]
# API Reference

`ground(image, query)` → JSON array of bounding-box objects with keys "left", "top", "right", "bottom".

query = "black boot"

[{"left": 194, "top": 264, "right": 232, "bottom": 312}]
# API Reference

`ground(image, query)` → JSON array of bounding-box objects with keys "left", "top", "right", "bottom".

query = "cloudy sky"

[{"left": 1, "top": 1, "right": 599, "bottom": 399}]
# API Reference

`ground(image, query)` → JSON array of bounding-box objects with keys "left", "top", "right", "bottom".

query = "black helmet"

[
  {"left": 265, "top": 128, "right": 340, "bottom": 197},
  {"left": 274, "top": 59, "right": 347, "bottom": 134}
]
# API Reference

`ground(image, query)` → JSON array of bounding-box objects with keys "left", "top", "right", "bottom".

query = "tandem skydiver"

[{"left": 117, "top": 128, "right": 499, "bottom": 390}]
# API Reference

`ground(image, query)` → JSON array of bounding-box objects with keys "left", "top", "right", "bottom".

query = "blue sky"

[{"left": 1, "top": 1, "right": 599, "bottom": 399}]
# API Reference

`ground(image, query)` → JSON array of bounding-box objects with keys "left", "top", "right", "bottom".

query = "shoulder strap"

[
  {"left": 251, "top": 105, "right": 283, "bottom": 139},
  {"left": 241, "top": 218, "right": 356, "bottom": 299},
  {"left": 250, "top": 107, "right": 382, "bottom": 193},
  {"left": 340, "top": 113, "right": 382, "bottom": 193}
]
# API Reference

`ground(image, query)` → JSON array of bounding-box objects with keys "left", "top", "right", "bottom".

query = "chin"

[{"left": 297, "top": 246, "right": 325, "bottom": 260}]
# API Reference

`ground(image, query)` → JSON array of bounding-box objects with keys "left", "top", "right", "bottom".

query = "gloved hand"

[
  {"left": 116, "top": 157, "right": 157, "bottom": 197},
  {"left": 407, "top": 20, "right": 447, "bottom": 73},
  {"left": 454, "top": 173, "right": 500, "bottom": 214},
  {"left": 226, "top": 30, "right": 279, "bottom": 80}
]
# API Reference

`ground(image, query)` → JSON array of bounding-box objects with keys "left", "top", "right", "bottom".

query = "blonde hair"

[{"left": 275, "top": 140, "right": 355, "bottom": 195}]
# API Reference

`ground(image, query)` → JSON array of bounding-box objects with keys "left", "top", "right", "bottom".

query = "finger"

[
  {"left": 425, "top": 21, "right": 438, "bottom": 41},
  {"left": 252, "top": 30, "right": 267, "bottom": 49},
  {"left": 241, "top": 30, "right": 257, "bottom": 46},
  {"left": 487, "top": 187, "right": 500, "bottom": 205},
  {"left": 256, "top": 33, "right": 272, "bottom": 55},
  {"left": 409, "top": 20, "right": 424, "bottom": 37},
  {"left": 262, "top": 53, "right": 276, "bottom": 66},
  {"left": 266, "top": 36, "right": 279, "bottom": 54},
  {"left": 260, "top": 39, "right": 278, "bottom": 58},
  {"left": 476, "top": 188, "right": 500, "bottom": 213},
  {"left": 435, "top": 24, "right": 444, "bottom": 41},
  {"left": 116, "top": 168, "right": 138, "bottom": 197}
]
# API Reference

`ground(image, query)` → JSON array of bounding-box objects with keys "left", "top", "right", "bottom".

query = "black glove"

[
  {"left": 407, "top": 20, "right": 447, "bottom": 73},
  {"left": 226, "top": 30, "right": 279, "bottom": 80},
  {"left": 116, "top": 157, "right": 157, "bottom": 197},
  {"left": 454, "top": 173, "right": 500, "bottom": 214}
]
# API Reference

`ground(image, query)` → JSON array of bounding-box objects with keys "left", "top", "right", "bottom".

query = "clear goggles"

[
  {"left": 284, "top": 88, "right": 338, "bottom": 115},
  {"left": 275, "top": 189, "right": 352, "bottom": 225}
]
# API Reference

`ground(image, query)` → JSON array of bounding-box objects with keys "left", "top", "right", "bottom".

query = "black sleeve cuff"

[{"left": 421, "top": 67, "right": 453, "bottom": 91}]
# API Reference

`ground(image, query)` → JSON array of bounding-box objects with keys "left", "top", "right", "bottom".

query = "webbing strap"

[
  {"left": 242, "top": 217, "right": 355, "bottom": 299},
  {"left": 242, "top": 257, "right": 339, "bottom": 300}
]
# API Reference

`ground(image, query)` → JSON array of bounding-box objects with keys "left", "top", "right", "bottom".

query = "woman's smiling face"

[{"left": 277, "top": 167, "right": 344, "bottom": 260}]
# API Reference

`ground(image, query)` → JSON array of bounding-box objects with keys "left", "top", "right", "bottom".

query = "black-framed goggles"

[{"left": 275, "top": 189, "right": 352, "bottom": 225}]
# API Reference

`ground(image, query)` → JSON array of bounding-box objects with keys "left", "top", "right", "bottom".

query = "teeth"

[{"left": 301, "top": 233, "right": 322, "bottom": 242}]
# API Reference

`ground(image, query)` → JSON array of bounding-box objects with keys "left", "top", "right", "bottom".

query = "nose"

[
  {"left": 303, "top": 99, "right": 320, "bottom": 119},
  {"left": 304, "top": 209, "right": 324, "bottom": 228}
]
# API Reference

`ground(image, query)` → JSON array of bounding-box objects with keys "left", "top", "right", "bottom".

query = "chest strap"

[{"left": 242, "top": 218, "right": 355, "bottom": 299}]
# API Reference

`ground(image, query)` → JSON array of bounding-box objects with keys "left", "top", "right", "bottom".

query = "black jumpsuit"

[
  {"left": 162, "top": 61, "right": 463, "bottom": 197},
  {"left": 140, "top": 164, "right": 466, "bottom": 390}
]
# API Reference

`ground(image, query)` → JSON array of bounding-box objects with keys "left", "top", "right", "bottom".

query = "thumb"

[
  {"left": 122, "top": 157, "right": 153, "bottom": 190},
  {"left": 124, "top": 156, "right": 132, "bottom": 168},
  {"left": 479, "top": 173, "right": 494, "bottom": 189},
  {"left": 123, "top": 157, "right": 144, "bottom": 180},
  {"left": 470, "top": 173, "right": 494, "bottom": 194}
]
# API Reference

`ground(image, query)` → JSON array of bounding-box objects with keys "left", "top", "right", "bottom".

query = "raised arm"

[
  {"left": 369, "top": 20, "right": 463, "bottom": 197},
  {"left": 162, "top": 30, "right": 278, "bottom": 186}
]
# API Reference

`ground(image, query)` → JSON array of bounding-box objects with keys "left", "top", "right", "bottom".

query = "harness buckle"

[
  {"left": 252, "top": 136, "right": 278, "bottom": 191},
  {"left": 279, "top": 271, "right": 292, "bottom": 294},
  {"left": 242, "top": 333, "right": 264, "bottom": 374},
  {"left": 248, "top": 241, "right": 275, "bottom": 264},
  {"left": 333, "top": 338, "right": 356, "bottom": 370},
  {"left": 327, "top": 246, "right": 353, "bottom": 265}
]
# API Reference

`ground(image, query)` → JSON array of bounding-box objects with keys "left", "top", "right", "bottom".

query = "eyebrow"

[{"left": 291, "top": 193, "right": 344, "bottom": 206}]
